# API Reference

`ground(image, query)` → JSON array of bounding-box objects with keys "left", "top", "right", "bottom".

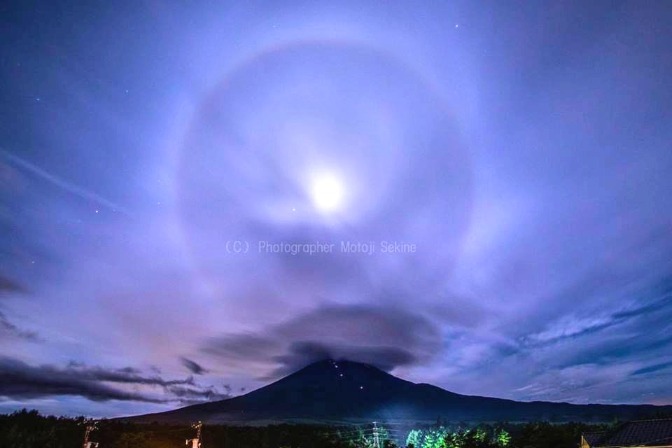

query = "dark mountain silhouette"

[{"left": 126, "top": 360, "right": 671, "bottom": 424}]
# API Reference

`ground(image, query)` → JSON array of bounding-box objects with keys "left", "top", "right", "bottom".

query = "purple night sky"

[{"left": 1, "top": 1, "right": 671, "bottom": 417}]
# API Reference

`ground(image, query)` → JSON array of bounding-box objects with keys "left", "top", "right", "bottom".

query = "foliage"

[{"left": 405, "top": 425, "right": 510, "bottom": 448}]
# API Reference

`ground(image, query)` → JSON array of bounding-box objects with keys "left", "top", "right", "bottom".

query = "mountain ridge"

[{"left": 124, "top": 360, "right": 671, "bottom": 424}]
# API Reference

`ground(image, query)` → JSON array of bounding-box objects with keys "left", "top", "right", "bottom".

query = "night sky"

[{"left": 1, "top": 1, "right": 672, "bottom": 417}]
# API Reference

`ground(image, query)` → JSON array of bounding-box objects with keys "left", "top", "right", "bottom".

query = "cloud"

[
  {"left": 520, "top": 285, "right": 672, "bottom": 352},
  {"left": 0, "top": 311, "right": 39, "bottom": 341},
  {"left": 270, "top": 341, "right": 417, "bottom": 377},
  {"left": 180, "top": 357, "right": 208, "bottom": 375},
  {"left": 165, "top": 384, "right": 230, "bottom": 405},
  {"left": 0, "top": 149, "right": 128, "bottom": 215},
  {"left": 202, "top": 303, "right": 442, "bottom": 378},
  {"left": 522, "top": 315, "right": 616, "bottom": 345},
  {"left": 0, "top": 357, "right": 164, "bottom": 402},
  {"left": 0, "top": 275, "right": 26, "bottom": 295},
  {"left": 554, "top": 297, "right": 672, "bottom": 369},
  {"left": 0, "top": 357, "right": 224, "bottom": 404},
  {"left": 631, "top": 361, "right": 672, "bottom": 377}
]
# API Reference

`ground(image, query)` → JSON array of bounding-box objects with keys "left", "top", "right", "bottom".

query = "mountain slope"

[{"left": 126, "top": 360, "right": 671, "bottom": 424}]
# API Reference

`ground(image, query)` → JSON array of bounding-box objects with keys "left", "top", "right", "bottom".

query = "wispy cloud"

[
  {"left": 0, "top": 149, "right": 128, "bottom": 215},
  {"left": 0, "top": 357, "right": 228, "bottom": 404},
  {"left": 0, "top": 312, "right": 39, "bottom": 341}
]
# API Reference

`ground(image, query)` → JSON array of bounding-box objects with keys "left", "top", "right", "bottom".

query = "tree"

[{"left": 495, "top": 429, "right": 511, "bottom": 448}]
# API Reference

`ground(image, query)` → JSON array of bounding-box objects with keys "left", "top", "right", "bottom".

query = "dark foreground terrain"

[{"left": 4, "top": 408, "right": 670, "bottom": 448}]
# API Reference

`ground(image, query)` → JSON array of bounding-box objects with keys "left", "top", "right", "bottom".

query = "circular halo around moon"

[{"left": 176, "top": 41, "right": 473, "bottom": 299}]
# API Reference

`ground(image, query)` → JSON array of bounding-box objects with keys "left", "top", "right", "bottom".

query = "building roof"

[
  {"left": 584, "top": 431, "right": 608, "bottom": 446},
  {"left": 588, "top": 418, "right": 672, "bottom": 447}
]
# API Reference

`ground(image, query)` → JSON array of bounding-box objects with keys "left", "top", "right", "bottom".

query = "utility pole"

[
  {"left": 372, "top": 421, "right": 380, "bottom": 448},
  {"left": 82, "top": 420, "right": 99, "bottom": 448},
  {"left": 186, "top": 421, "right": 203, "bottom": 448}
]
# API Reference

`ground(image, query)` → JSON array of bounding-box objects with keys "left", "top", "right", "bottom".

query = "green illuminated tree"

[
  {"left": 407, "top": 429, "right": 423, "bottom": 448},
  {"left": 495, "top": 429, "right": 511, "bottom": 448}
]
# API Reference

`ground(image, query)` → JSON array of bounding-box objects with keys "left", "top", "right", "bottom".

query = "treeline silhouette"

[{"left": 0, "top": 408, "right": 648, "bottom": 448}]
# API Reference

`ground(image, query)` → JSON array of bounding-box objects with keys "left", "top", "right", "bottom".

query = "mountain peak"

[
  {"left": 292, "top": 359, "right": 395, "bottom": 376},
  {"left": 270, "top": 358, "right": 413, "bottom": 393}
]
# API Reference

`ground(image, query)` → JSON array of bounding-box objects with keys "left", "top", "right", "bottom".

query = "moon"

[{"left": 309, "top": 171, "right": 345, "bottom": 213}]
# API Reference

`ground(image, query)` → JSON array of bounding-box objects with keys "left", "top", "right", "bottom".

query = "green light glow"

[
  {"left": 496, "top": 429, "right": 511, "bottom": 447},
  {"left": 404, "top": 426, "right": 512, "bottom": 448}
]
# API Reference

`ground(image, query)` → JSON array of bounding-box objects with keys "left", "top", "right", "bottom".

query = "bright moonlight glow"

[{"left": 310, "top": 172, "right": 345, "bottom": 213}]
